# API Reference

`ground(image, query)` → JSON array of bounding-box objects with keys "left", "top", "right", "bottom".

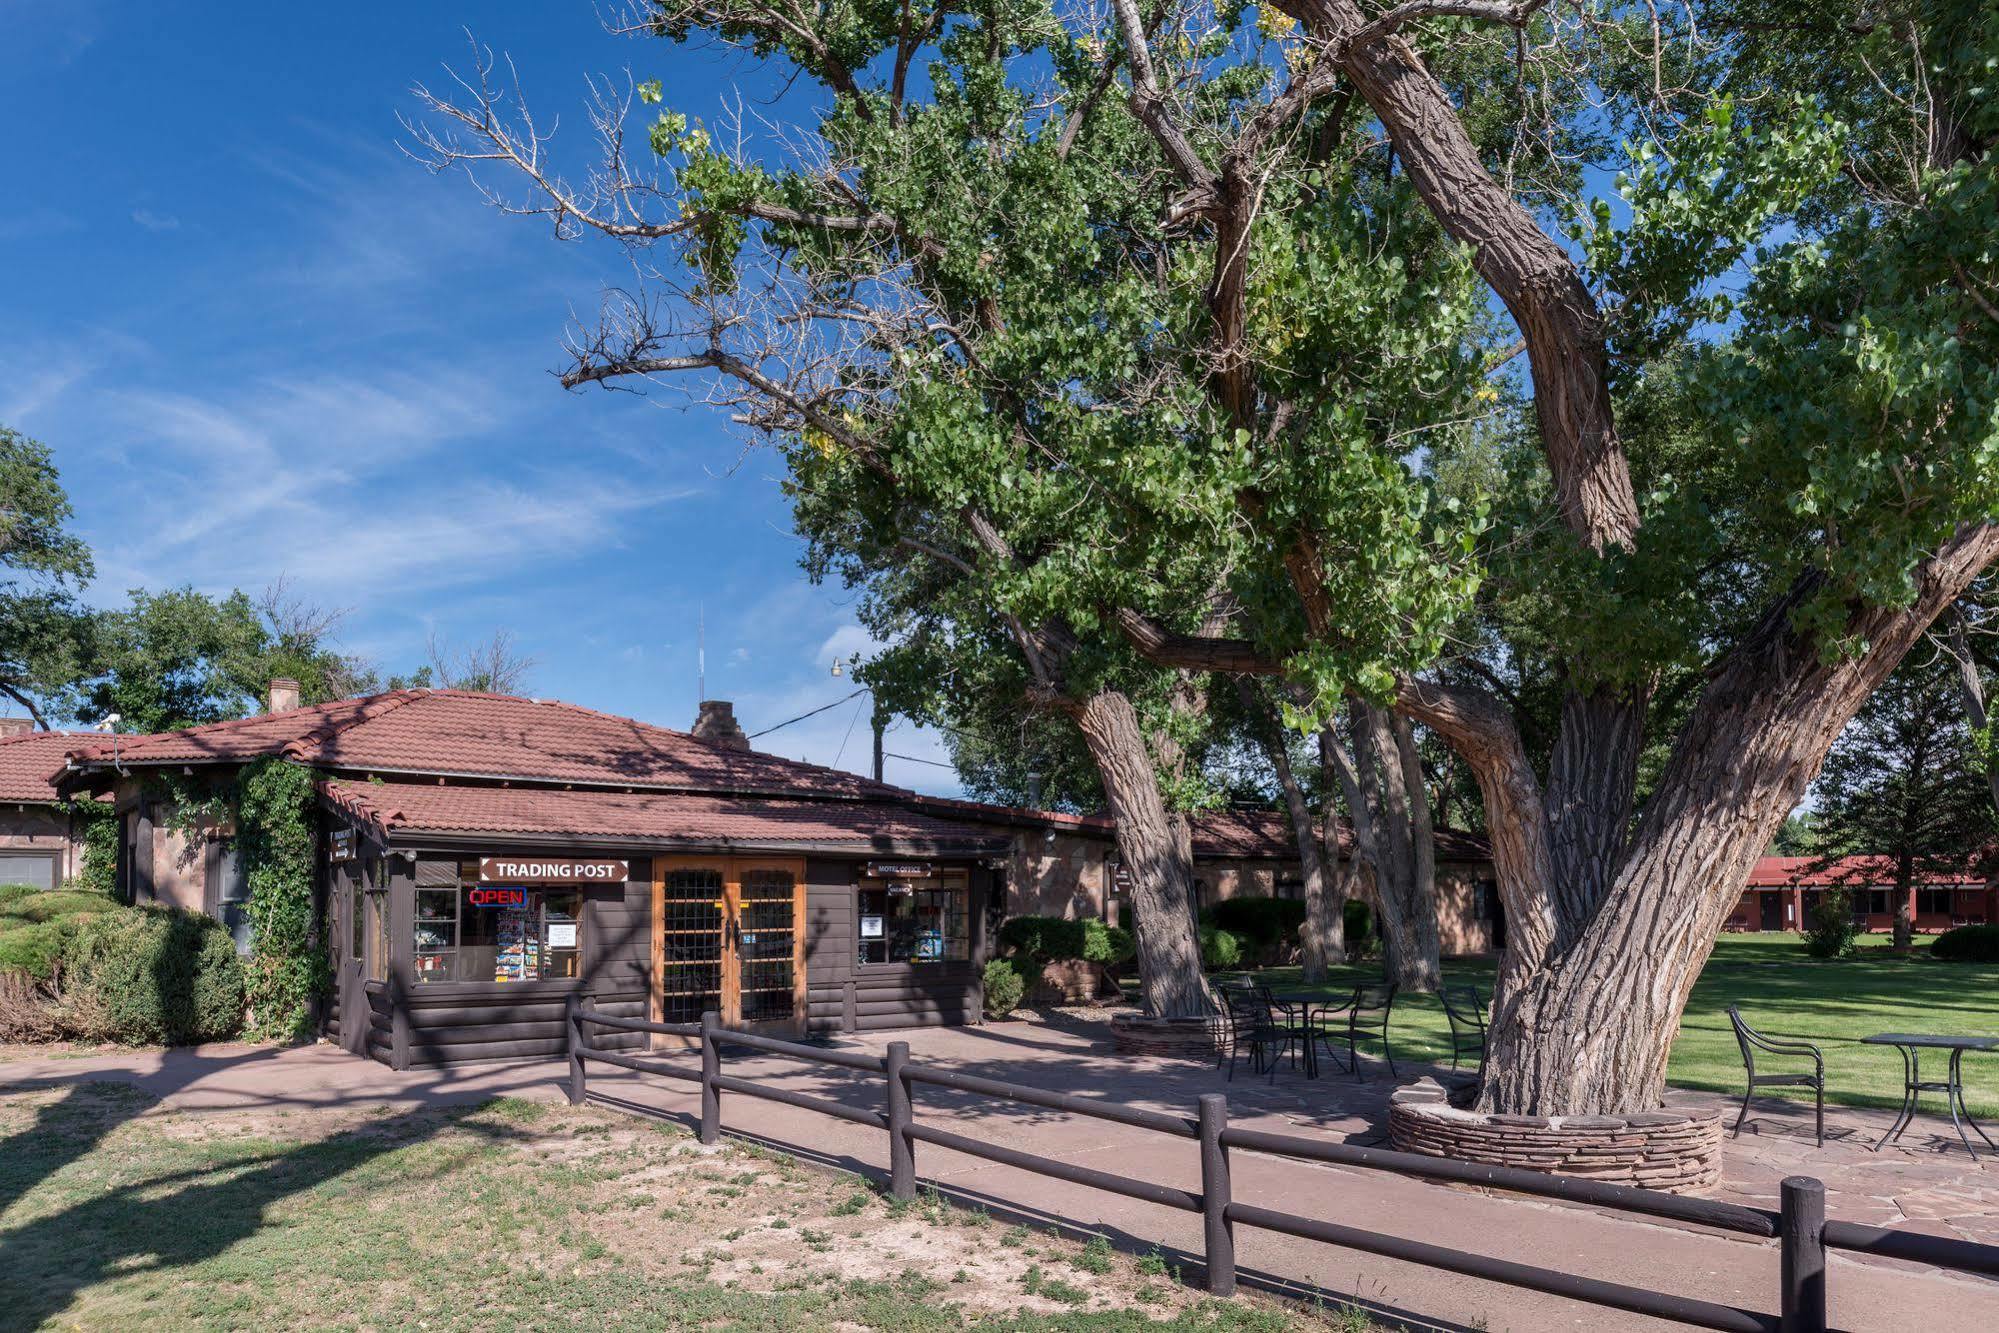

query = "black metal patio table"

[{"left": 1860, "top": 1032, "right": 1999, "bottom": 1159}]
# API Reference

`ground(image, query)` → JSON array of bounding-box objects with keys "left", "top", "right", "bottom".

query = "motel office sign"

[{"left": 478, "top": 858, "right": 629, "bottom": 885}]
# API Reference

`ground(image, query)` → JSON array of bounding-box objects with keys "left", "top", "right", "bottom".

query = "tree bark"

[
  {"left": 1476, "top": 526, "right": 1999, "bottom": 1115},
  {"left": 1236, "top": 680, "right": 1344, "bottom": 979},
  {"left": 1322, "top": 703, "right": 1442, "bottom": 991},
  {"left": 1071, "top": 689, "right": 1212, "bottom": 1018},
  {"left": 1943, "top": 612, "right": 1999, "bottom": 814}
]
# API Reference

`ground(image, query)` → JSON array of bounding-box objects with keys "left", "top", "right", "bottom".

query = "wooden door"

[
  {"left": 653, "top": 857, "right": 806, "bottom": 1039},
  {"left": 338, "top": 870, "right": 369, "bottom": 1055}
]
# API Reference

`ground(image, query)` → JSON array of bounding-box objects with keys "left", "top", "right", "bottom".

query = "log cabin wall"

[
  {"left": 803, "top": 860, "right": 991, "bottom": 1034},
  {"left": 367, "top": 851, "right": 653, "bottom": 1069}
]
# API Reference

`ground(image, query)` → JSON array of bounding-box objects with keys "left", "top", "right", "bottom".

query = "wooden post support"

[
  {"left": 699, "top": 1010, "right": 722, "bottom": 1145},
  {"left": 1780, "top": 1176, "right": 1827, "bottom": 1333},
  {"left": 389, "top": 974, "right": 410, "bottom": 1072},
  {"left": 566, "top": 992, "right": 586, "bottom": 1106},
  {"left": 1199, "top": 1093, "right": 1236, "bottom": 1297},
  {"left": 886, "top": 1040, "right": 916, "bottom": 1202}
]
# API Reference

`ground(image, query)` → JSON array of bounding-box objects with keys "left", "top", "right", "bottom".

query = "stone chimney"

[
  {"left": 0, "top": 718, "right": 34, "bottom": 739},
  {"left": 691, "top": 699, "right": 750, "bottom": 751},
  {"left": 267, "top": 678, "right": 302, "bottom": 714}
]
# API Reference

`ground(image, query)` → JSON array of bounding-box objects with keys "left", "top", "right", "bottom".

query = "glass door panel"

[
  {"left": 736, "top": 866, "right": 800, "bottom": 1027},
  {"left": 657, "top": 866, "right": 724, "bottom": 1024}
]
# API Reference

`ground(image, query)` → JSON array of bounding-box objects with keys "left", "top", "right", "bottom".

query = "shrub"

[
  {"left": 0, "top": 970, "right": 64, "bottom": 1042},
  {"left": 57, "top": 907, "right": 244, "bottom": 1045},
  {"left": 982, "top": 959, "right": 1025, "bottom": 1018},
  {"left": 998, "top": 916, "right": 1132, "bottom": 968},
  {"left": 1932, "top": 923, "right": 1999, "bottom": 963},
  {"left": 1343, "top": 899, "right": 1375, "bottom": 957},
  {"left": 1198, "top": 926, "right": 1242, "bottom": 970},
  {"left": 1202, "top": 897, "right": 1307, "bottom": 962},
  {"left": 0, "top": 889, "right": 122, "bottom": 981},
  {"left": 1805, "top": 887, "right": 1860, "bottom": 959}
]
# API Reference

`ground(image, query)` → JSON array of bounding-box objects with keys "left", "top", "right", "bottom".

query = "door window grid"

[
  {"left": 738, "top": 868, "right": 797, "bottom": 1024},
  {"left": 660, "top": 868, "right": 723, "bottom": 1023}
]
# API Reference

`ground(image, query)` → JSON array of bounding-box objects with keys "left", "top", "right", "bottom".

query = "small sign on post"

[{"left": 329, "top": 828, "right": 356, "bottom": 862}]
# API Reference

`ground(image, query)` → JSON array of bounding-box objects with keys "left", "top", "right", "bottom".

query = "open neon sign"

[{"left": 467, "top": 887, "right": 529, "bottom": 909}]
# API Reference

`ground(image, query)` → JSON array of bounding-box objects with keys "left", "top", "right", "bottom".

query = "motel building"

[
  {"left": 41, "top": 681, "right": 1498, "bottom": 1069},
  {"left": 1724, "top": 855, "right": 1998, "bottom": 934}
]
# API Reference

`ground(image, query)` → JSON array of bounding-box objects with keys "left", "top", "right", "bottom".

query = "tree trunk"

[
  {"left": 1238, "top": 681, "right": 1344, "bottom": 979},
  {"left": 1943, "top": 613, "right": 1999, "bottom": 814},
  {"left": 1474, "top": 529, "right": 1999, "bottom": 1115},
  {"left": 1072, "top": 689, "right": 1211, "bottom": 1018},
  {"left": 1323, "top": 703, "right": 1442, "bottom": 991}
]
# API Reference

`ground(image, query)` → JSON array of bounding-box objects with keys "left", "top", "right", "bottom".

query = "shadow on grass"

[{"left": 0, "top": 1085, "right": 532, "bottom": 1328}]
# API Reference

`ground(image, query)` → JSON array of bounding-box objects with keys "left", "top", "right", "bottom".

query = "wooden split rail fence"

[{"left": 566, "top": 998, "right": 1999, "bottom": 1332}]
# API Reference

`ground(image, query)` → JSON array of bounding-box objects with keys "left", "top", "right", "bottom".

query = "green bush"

[
  {"left": 1932, "top": 923, "right": 1999, "bottom": 963},
  {"left": 982, "top": 958, "right": 1025, "bottom": 1018},
  {"left": 0, "top": 889, "right": 122, "bottom": 981},
  {"left": 57, "top": 907, "right": 244, "bottom": 1045},
  {"left": 1343, "top": 899, "right": 1375, "bottom": 957},
  {"left": 1199, "top": 926, "right": 1243, "bottom": 970},
  {"left": 1806, "top": 887, "right": 1860, "bottom": 959},
  {"left": 998, "top": 916, "right": 1132, "bottom": 968},
  {"left": 1202, "top": 897, "right": 1307, "bottom": 962}
]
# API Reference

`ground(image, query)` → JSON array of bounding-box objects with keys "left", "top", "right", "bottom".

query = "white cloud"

[
  {"left": 814, "top": 623, "right": 881, "bottom": 669},
  {"left": 131, "top": 208, "right": 181, "bottom": 232}
]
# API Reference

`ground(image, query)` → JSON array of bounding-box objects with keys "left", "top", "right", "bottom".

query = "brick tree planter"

[
  {"left": 1388, "top": 1079, "right": 1724, "bottom": 1194},
  {"left": 1109, "top": 1013, "right": 1221, "bottom": 1061}
]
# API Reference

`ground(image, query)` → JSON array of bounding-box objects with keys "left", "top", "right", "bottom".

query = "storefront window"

[
  {"left": 414, "top": 880, "right": 582, "bottom": 983},
  {"left": 858, "top": 872, "right": 968, "bottom": 965}
]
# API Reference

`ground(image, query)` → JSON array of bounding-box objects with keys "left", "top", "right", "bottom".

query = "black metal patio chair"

[
  {"left": 1727, "top": 1005, "right": 1825, "bottom": 1147},
  {"left": 1219, "top": 983, "right": 1313, "bottom": 1081},
  {"left": 1315, "top": 981, "right": 1396, "bottom": 1081},
  {"left": 1439, "top": 984, "right": 1487, "bottom": 1077}
]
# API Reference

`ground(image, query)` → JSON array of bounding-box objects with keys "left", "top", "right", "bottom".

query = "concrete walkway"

[{"left": 4, "top": 1019, "right": 1998, "bottom": 1332}]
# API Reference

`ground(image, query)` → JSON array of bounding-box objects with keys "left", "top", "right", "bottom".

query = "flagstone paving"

[{"left": 4, "top": 1012, "right": 1998, "bottom": 1331}]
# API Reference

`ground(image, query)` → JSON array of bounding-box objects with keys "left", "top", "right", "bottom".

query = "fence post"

[
  {"left": 699, "top": 1010, "right": 722, "bottom": 1145},
  {"left": 1198, "top": 1093, "right": 1236, "bottom": 1297},
  {"left": 1780, "top": 1176, "right": 1827, "bottom": 1333},
  {"left": 886, "top": 1040, "right": 916, "bottom": 1202},
  {"left": 566, "top": 992, "right": 586, "bottom": 1106}
]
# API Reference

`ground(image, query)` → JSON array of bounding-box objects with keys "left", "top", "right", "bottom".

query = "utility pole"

[{"left": 871, "top": 701, "right": 886, "bottom": 783}]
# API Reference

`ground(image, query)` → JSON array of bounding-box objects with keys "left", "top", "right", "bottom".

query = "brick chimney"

[
  {"left": 0, "top": 718, "right": 34, "bottom": 739},
  {"left": 691, "top": 700, "right": 750, "bottom": 751},
  {"left": 267, "top": 678, "right": 302, "bottom": 714}
]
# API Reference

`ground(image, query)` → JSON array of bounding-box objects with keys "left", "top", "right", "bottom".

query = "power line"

[
  {"left": 884, "top": 749, "right": 958, "bottom": 769},
  {"left": 748, "top": 687, "right": 866, "bottom": 739},
  {"left": 831, "top": 691, "right": 868, "bottom": 768}
]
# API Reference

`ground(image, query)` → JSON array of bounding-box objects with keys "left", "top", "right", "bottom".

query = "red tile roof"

[
  {"left": 1188, "top": 809, "right": 1490, "bottom": 863},
  {"left": 1745, "top": 855, "right": 1988, "bottom": 888},
  {"left": 59, "top": 690, "right": 902, "bottom": 802},
  {"left": 0, "top": 730, "right": 91, "bottom": 804},
  {"left": 321, "top": 779, "right": 1007, "bottom": 853}
]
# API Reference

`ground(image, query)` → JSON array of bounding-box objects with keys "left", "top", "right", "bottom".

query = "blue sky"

[{"left": 0, "top": 2, "right": 960, "bottom": 790}]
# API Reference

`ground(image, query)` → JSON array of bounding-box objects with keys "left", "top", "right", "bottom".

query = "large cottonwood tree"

[{"left": 413, "top": 0, "right": 1999, "bottom": 1112}]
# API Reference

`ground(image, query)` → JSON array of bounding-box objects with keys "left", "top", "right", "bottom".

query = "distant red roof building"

[{"left": 0, "top": 730, "right": 84, "bottom": 805}]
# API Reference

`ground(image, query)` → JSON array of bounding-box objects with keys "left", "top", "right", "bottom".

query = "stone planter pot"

[{"left": 1388, "top": 1079, "right": 1723, "bottom": 1194}]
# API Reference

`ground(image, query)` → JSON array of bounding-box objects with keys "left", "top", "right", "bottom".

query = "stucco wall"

[
  {"left": 0, "top": 806, "right": 81, "bottom": 884},
  {"left": 1006, "top": 829, "right": 1110, "bottom": 920}
]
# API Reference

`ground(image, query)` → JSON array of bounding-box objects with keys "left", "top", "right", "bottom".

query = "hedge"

[
  {"left": 0, "top": 891, "right": 245, "bottom": 1045},
  {"left": 1932, "top": 923, "right": 1999, "bottom": 963},
  {"left": 998, "top": 916, "right": 1135, "bottom": 968},
  {"left": 1199, "top": 926, "right": 1243, "bottom": 970},
  {"left": 1201, "top": 898, "right": 1307, "bottom": 959}
]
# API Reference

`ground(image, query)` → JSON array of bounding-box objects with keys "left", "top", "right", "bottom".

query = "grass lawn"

[
  {"left": 1255, "top": 932, "right": 1999, "bottom": 1119},
  {"left": 0, "top": 1081, "right": 1382, "bottom": 1332}
]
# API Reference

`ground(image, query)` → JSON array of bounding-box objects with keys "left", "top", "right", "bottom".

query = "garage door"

[{"left": 0, "top": 853, "right": 58, "bottom": 891}]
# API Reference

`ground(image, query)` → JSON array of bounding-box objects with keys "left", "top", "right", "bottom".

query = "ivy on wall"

[
  {"left": 232, "top": 757, "right": 327, "bottom": 1040},
  {"left": 58, "top": 799, "right": 120, "bottom": 896}
]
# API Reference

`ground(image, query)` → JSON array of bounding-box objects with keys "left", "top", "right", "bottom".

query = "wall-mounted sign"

[
  {"left": 329, "top": 829, "right": 356, "bottom": 863},
  {"left": 1110, "top": 862, "right": 1134, "bottom": 893},
  {"left": 864, "top": 860, "right": 933, "bottom": 880},
  {"left": 468, "top": 887, "right": 529, "bottom": 909},
  {"left": 478, "top": 858, "right": 628, "bottom": 884}
]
